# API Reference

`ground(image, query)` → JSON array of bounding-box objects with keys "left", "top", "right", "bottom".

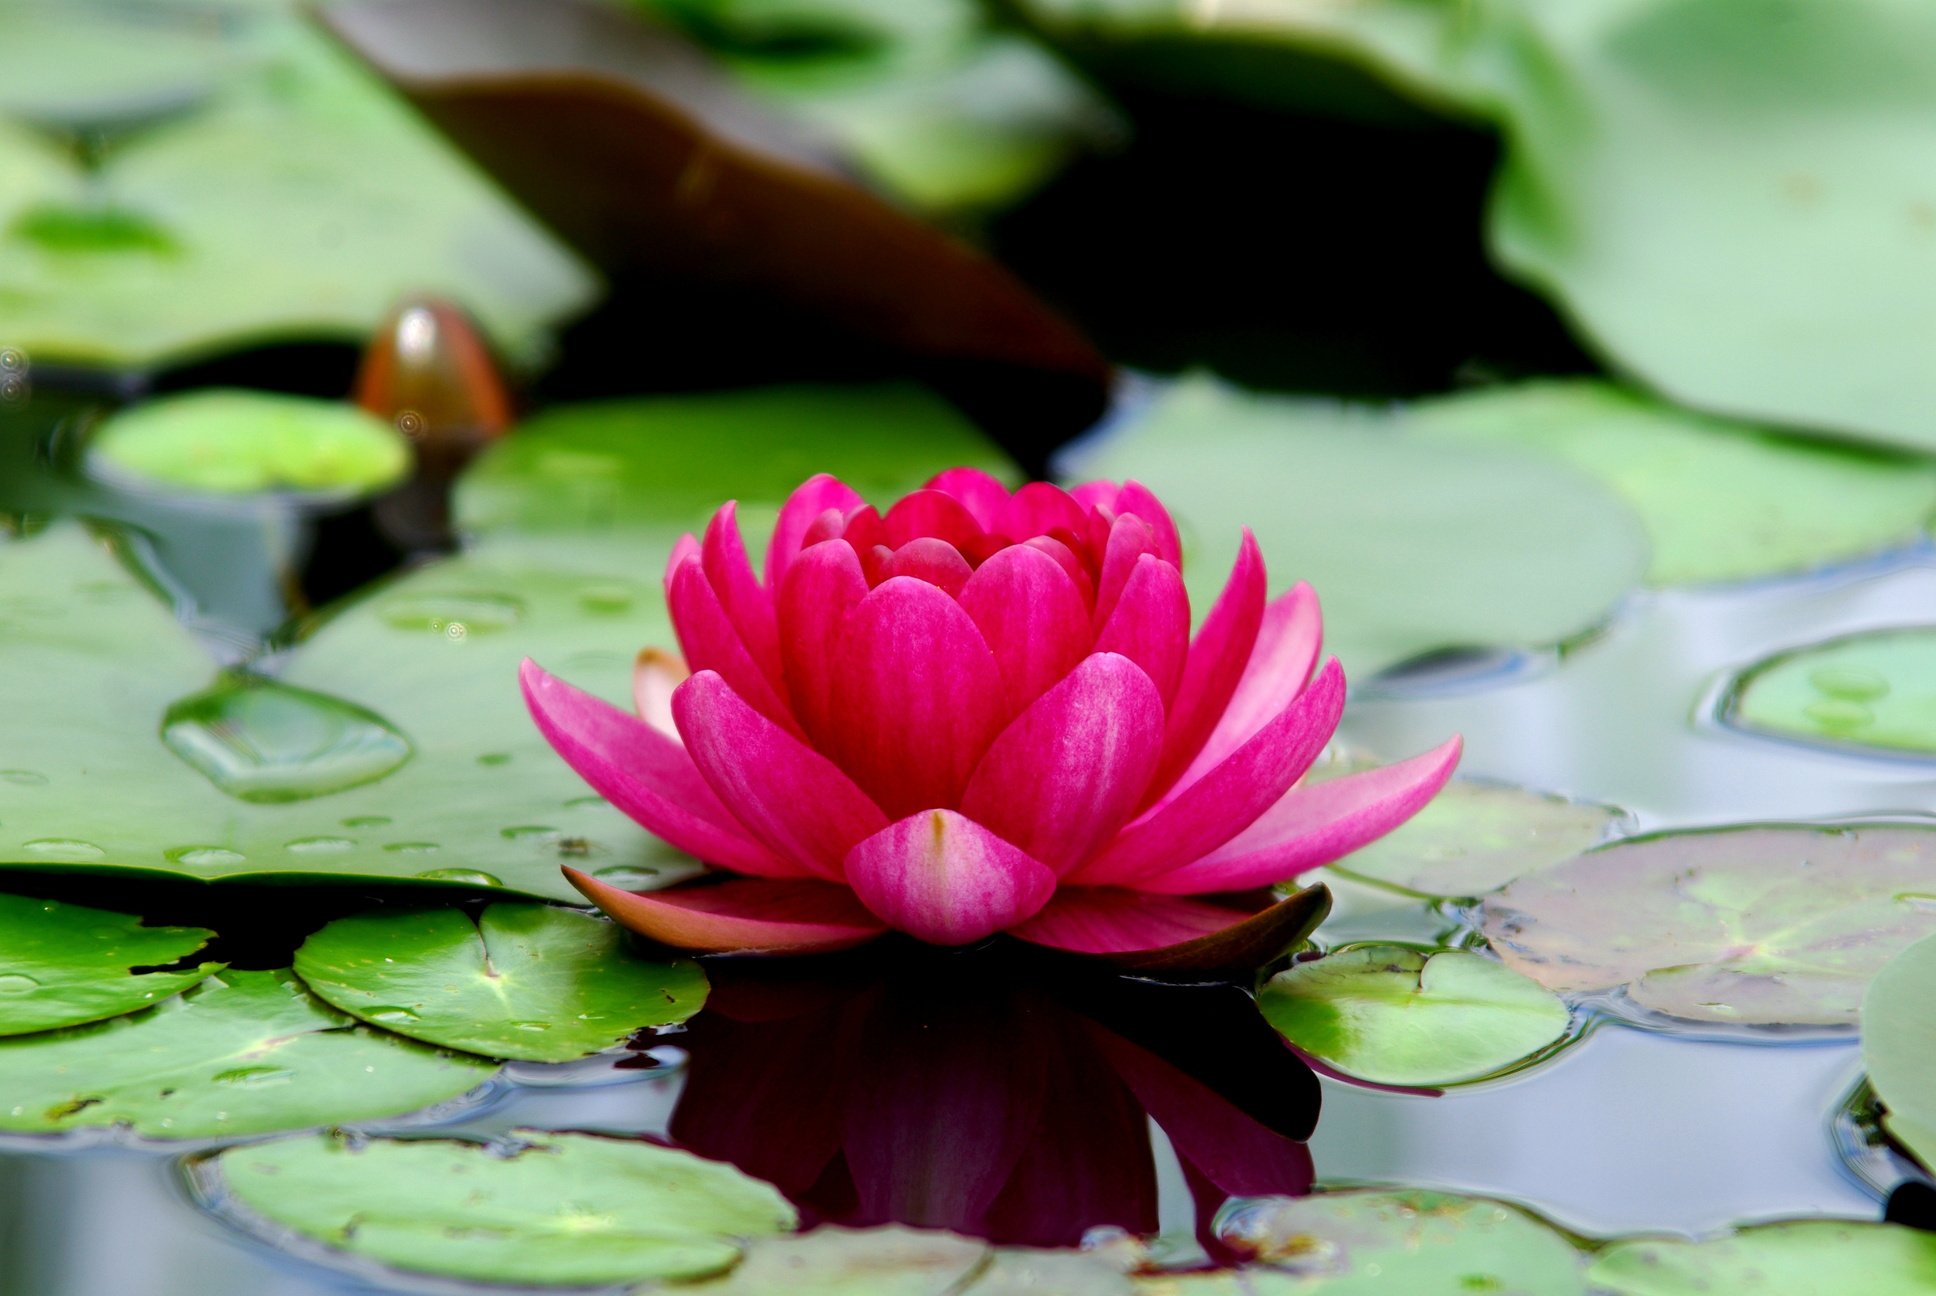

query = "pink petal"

[
  {"left": 1068, "top": 479, "right": 1118, "bottom": 510},
  {"left": 777, "top": 539, "right": 869, "bottom": 746},
  {"left": 842, "top": 810, "right": 1057, "bottom": 945},
  {"left": 1148, "top": 529, "right": 1265, "bottom": 803},
  {"left": 1178, "top": 583, "right": 1323, "bottom": 789},
  {"left": 1008, "top": 884, "right": 1331, "bottom": 975},
  {"left": 667, "top": 554, "right": 802, "bottom": 736},
  {"left": 1115, "top": 480, "right": 1183, "bottom": 567},
  {"left": 956, "top": 543, "right": 1094, "bottom": 715},
  {"left": 631, "top": 647, "right": 687, "bottom": 742},
  {"left": 1141, "top": 736, "right": 1462, "bottom": 894},
  {"left": 703, "top": 502, "right": 783, "bottom": 691},
  {"left": 1094, "top": 554, "right": 1190, "bottom": 706},
  {"left": 828, "top": 576, "right": 1009, "bottom": 817},
  {"left": 765, "top": 474, "right": 863, "bottom": 588},
  {"left": 1093, "top": 513, "right": 1157, "bottom": 627},
  {"left": 925, "top": 467, "right": 1012, "bottom": 531},
  {"left": 1024, "top": 536, "right": 1096, "bottom": 607},
  {"left": 520, "top": 660, "right": 802, "bottom": 878},
  {"left": 801, "top": 507, "right": 850, "bottom": 550},
  {"left": 883, "top": 489, "right": 984, "bottom": 550},
  {"left": 1001, "top": 481, "right": 1089, "bottom": 540},
  {"left": 878, "top": 537, "right": 974, "bottom": 597},
  {"left": 674, "top": 670, "right": 889, "bottom": 881},
  {"left": 960, "top": 653, "right": 1164, "bottom": 875},
  {"left": 841, "top": 504, "right": 887, "bottom": 552},
  {"left": 1065, "top": 658, "right": 1346, "bottom": 888},
  {"left": 565, "top": 869, "right": 887, "bottom": 955}
]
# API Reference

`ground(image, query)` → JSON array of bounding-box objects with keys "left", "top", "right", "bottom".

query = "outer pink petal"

[
  {"left": 1065, "top": 658, "right": 1346, "bottom": 887},
  {"left": 632, "top": 647, "right": 687, "bottom": 741},
  {"left": 1007, "top": 884, "right": 1330, "bottom": 974},
  {"left": 1068, "top": 479, "right": 1117, "bottom": 511},
  {"left": 765, "top": 474, "right": 864, "bottom": 588},
  {"left": 878, "top": 537, "right": 974, "bottom": 597},
  {"left": 1141, "top": 736, "right": 1462, "bottom": 894},
  {"left": 883, "top": 489, "right": 984, "bottom": 550},
  {"left": 956, "top": 544, "right": 1094, "bottom": 716},
  {"left": 960, "top": 653, "right": 1164, "bottom": 875},
  {"left": 519, "top": 660, "right": 802, "bottom": 878},
  {"left": 1115, "top": 480, "right": 1183, "bottom": 568},
  {"left": 842, "top": 810, "right": 1057, "bottom": 945},
  {"left": 703, "top": 502, "right": 783, "bottom": 691},
  {"left": 1024, "top": 536, "right": 1096, "bottom": 607},
  {"left": 1094, "top": 554, "right": 1190, "bottom": 706},
  {"left": 777, "top": 539, "right": 869, "bottom": 746},
  {"left": 668, "top": 555, "right": 801, "bottom": 736},
  {"left": 925, "top": 467, "right": 1011, "bottom": 531},
  {"left": 1001, "top": 481, "right": 1089, "bottom": 540},
  {"left": 1093, "top": 513, "right": 1157, "bottom": 627},
  {"left": 566, "top": 869, "right": 886, "bottom": 955},
  {"left": 828, "top": 576, "right": 1009, "bottom": 817},
  {"left": 1148, "top": 529, "right": 1266, "bottom": 803},
  {"left": 1178, "top": 582, "right": 1323, "bottom": 789},
  {"left": 673, "top": 670, "right": 889, "bottom": 881}
]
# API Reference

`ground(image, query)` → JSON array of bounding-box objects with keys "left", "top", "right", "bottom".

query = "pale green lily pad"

[
  {"left": 0, "top": 0, "right": 259, "bottom": 126},
  {"left": 0, "top": 969, "right": 494, "bottom": 1138},
  {"left": 682, "top": 1226, "right": 989, "bottom": 1295},
  {"left": 1260, "top": 945, "right": 1572, "bottom": 1086},
  {"left": 208, "top": 1128, "right": 797, "bottom": 1285},
  {"left": 1072, "top": 377, "right": 1648, "bottom": 678},
  {"left": 1403, "top": 382, "right": 1936, "bottom": 586},
  {"left": 89, "top": 391, "right": 410, "bottom": 497},
  {"left": 1862, "top": 932, "right": 1936, "bottom": 1175},
  {"left": 292, "top": 903, "right": 707, "bottom": 1062},
  {"left": 1310, "top": 753, "right": 1624, "bottom": 899},
  {"left": 1723, "top": 629, "right": 1936, "bottom": 759},
  {"left": 1588, "top": 1220, "right": 1936, "bottom": 1296},
  {"left": 0, "top": 891, "right": 220, "bottom": 1036},
  {"left": 1481, "top": 825, "right": 1936, "bottom": 1026}
]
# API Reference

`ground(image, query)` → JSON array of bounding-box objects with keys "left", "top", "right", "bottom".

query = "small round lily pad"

[
  {"left": 89, "top": 390, "right": 410, "bottom": 497},
  {"left": 1863, "top": 932, "right": 1936, "bottom": 1175},
  {"left": 1723, "top": 628, "right": 1936, "bottom": 759},
  {"left": 206, "top": 1128, "right": 798, "bottom": 1286},
  {"left": 292, "top": 903, "right": 708, "bottom": 1062},
  {"left": 1260, "top": 945, "right": 1573, "bottom": 1086},
  {"left": 1588, "top": 1220, "right": 1936, "bottom": 1296},
  {"left": 1481, "top": 824, "right": 1936, "bottom": 1027},
  {"left": 0, "top": 891, "right": 221, "bottom": 1036}
]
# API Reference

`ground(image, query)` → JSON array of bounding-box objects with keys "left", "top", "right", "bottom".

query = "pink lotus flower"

[{"left": 522, "top": 469, "right": 1460, "bottom": 963}]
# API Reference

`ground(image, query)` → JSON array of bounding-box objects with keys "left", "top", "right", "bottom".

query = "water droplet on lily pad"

[
  {"left": 377, "top": 593, "right": 524, "bottom": 635},
  {"left": 1810, "top": 667, "right": 1890, "bottom": 701},
  {"left": 415, "top": 868, "right": 502, "bottom": 888},
  {"left": 285, "top": 836, "right": 356, "bottom": 855},
  {"left": 383, "top": 842, "right": 440, "bottom": 854},
  {"left": 500, "top": 825, "right": 557, "bottom": 841},
  {"left": 1803, "top": 699, "right": 1873, "bottom": 730},
  {"left": 342, "top": 815, "right": 392, "bottom": 828},
  {"left": 23, "top": 839, "right": 103, "bottom": 860},
  {"left": 477, "top": 753, "right": 512, "bottom": 767},
  {"left": 0, "top": 975, "right": 42, "bottom": 995},
  {"left": 0, "top": 770, "right": 47, "bottom": 786},
  {"left": 590, "top": 866, "right": 657, "bottom": 889},
  {"left": 161, "top": 674, "right": 412, "bottom": 803},
  {"left": 165, "top": 846, "right": 245, "bottom": 867},
  {"left": 366, "top": 1007, "right": 423, "bottom": 1025},
  {"left": 211, "top": 1067, "right": 296, "bottom": 1088}
]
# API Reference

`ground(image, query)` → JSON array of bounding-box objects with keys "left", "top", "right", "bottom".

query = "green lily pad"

[
  {"left": 89, "top": 391, "right": 410, "bottom": 497},
  {"left": 1862, "top": 932, "right": 1936, "bottom": 1175},
  {"left": 1072, "top": 377, "right": 1648, "bottom": 677},
  {"left": 292, "top": 903, "right": 707, "bottom": 1062},
  {"left": 0, "top": 968, "right": 494, "bottom": 1138},
  {"left": 1310, "top": 754, "right": 1625, "bottom": 899},
  {"left": 0, "top": 0, "right": 258, "bottom": 126},
  {"left": 1587, "top": 1220, "right": 1936, "bottom": 1296},
  {"left": 207, "top": 1128, "right": 797, "bottom": 1285},
  {"left": 1723, "top": 629, "right": 1936, "bottom": 759},
  {"left": 1481, "top": 824, "right": 1936, "bottom": 1027},
  {"left": 1260, "top": 945, "right": 1572, "bottom": 1086},
  {"left": 1403, "top": 382, "right": 1936, "bottom": 586},
  {"left": 681, "top": 1226, "right": 989, "bottom": 1296},
  {"left": 0, "top": 891, "right": 221, "bottom": 1036}
]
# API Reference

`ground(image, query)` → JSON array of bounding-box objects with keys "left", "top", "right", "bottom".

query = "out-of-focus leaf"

[
  {"left": 89, "top": 390, "right": 410, "bottom": 497},
  {"left": 1723, "top": 629, "right": 1936, "bottom": 759},
  {"left": 1863, "top": 932, "right": 1936, "bottom": 1175},
  {"left": 1588, "top": 1220, "right": 1936, "bottom": 1296}
]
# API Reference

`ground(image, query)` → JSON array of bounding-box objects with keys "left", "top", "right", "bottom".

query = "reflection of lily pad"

[
  {"left": 1588, "top": 1220, "right": 1936, "bottom": 1296},
  {"left": 1862, "top": 933, "right": 1936, "bottom": 1175},
  {"left": 0, "top": 892, "right": 220, "bottom": 1037},
  {"left": 1311, "top": 754, "right": 1624, "bottom": 899},
  {"left": 1260, "top": 946, "right": 1572, "bottom": 1086},
  {"left": 209, "top": 1129, "right": 797, "bottom": 1285},
  {"left": 1072, "top": 377, "right": 1648, "bottom": 677},
  {"left": 293, "top": 903, "right": 707, "bottom": 1062},
  {"left": 1723, "top": 629, "right": 1936, "bottom": 759},
  {"left": 1481, "top": 825, "right": 1936, "bottom": 1026},
  {"left": 0, "top": 969, "right": 494, "bottom": 1138},
  {"left": 90, "top": 391, "right": 410, "bottom": 497}
]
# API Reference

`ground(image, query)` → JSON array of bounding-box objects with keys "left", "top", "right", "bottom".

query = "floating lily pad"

[
  {"left": 89, "top": 391, "right": 410, "bottom": 497},
  {"left": 0, "top": 892, "right": 220, "bottom": 1037},
  {"left": 0, "top": 969, "right": 494, "bottom": 1138},
  {"left": 1260, "top": 945, "right": 1572, "bottom": 1086},
  {"left": 1723, "top": 629, "right": 1936, "bottom": 759},
  {"left": 1863, "top": 933, "right": 1936, "bottom": 1175},
  {"left": 1404, "top": 382, "right": 1936, "bottom": 586},
  {"left": 1588, "top": 1220, "right": 1936, "bottom": 1296},
  {"left": 207, "top": 1129, "right": 797, "bottom": 1285},
  {"left": 1310, "top": 754, "right": 1624, "bottom": 899},
  {"left": 1481, "top": 825, "right": 1936, "bottom": 1027},
  {"left": 681, "top": 1226, "right": 989, "bottom": 1295},
  {"left": 1073, "top": 378, "right": 1648, "bottom": 677},
  {"left": 293, "top": 903, "right": 707, "bottom": 1062}
]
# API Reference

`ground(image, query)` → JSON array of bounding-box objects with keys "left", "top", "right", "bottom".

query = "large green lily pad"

[
  {"left": 1723, "top": 629, "right": 1936, "bottom": 759},
  {"left": 1403, "top": 382, "right": 1936, "bottom": 586},
  {"left": 292, "top": 903, "right": 707, "bottom": 1062},
  {"left": 88, "top": 391, "right": 410, "bottom": 497},
  {"left": 0, "top": 969, "right": 494, "bottom": 1138},
  {"left": 208, "top": 1129, "right": 797, "bottom": 1285},
  {"left": 1073, "top": 377, "right": 1648, "bottom": 677},
  {"left": 1587, "top": 1221, "right": 1936, "bottom": 1296},
  {"left": 0, "top": 891, "right": 221, "bottom": 1036},
  {"left": 681, "top": 1226, "right": 989, "bottom": 1296},
  {"left": 1862, "top": 932, "right": 1936, "bottom": 1175},
  {"left": 1481, "top": 825, "right": 1936, "bottom": 1026},
  {"left": 1260, "top": 945, "right": 1572, "bottom": 1086}
]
